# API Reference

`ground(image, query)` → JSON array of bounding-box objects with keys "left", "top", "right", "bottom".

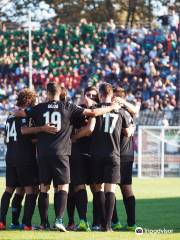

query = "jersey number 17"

[{"left": 103, "top": 113, "right": 118, "bottom": 134}]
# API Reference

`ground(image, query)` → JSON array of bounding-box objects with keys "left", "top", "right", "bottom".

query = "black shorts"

[
  {"left": 70, "top": 153, "right": 92, "bottom": 186},
  {"left": 91, "top": 155, "right": 120, "bottom": 184},
  {"left": 38, "top": 155, "right": 70, "bottom": 186},
  {"left": 6, "top": 165, "right": 39, "bottom": 188},
  {"left": 120, "top": 161, "right": 133, "bottom": 185}
]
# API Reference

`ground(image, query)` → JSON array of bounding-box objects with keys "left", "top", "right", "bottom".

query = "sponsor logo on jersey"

[{"left": 22, "top": 118, "right": 27, "bottom": 123}]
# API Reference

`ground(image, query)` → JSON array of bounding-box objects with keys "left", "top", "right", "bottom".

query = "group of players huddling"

[{"left": 0, "top": 81, "right": 138, "bottom": 232}]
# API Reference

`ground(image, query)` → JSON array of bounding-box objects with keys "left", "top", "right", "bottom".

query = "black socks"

[
  {"left": 54, "top": 190, "right": 68, "bottom": 219},
  {"left": 75, "top": 189, "right": 87, "bottom": 221},
  {"left": 123, "top": 196, "right": 135, "bottom": 226},
  {"left": 38, "top": 192, "right": 49, "bottom": 226},
  {"left": 11, "top": 193, "right": 24, "bottom": 225},
  {"left": 23, "top": 194, "right": 37, "bottom": 227},
  {"left": 94, "top": 191, "right": 106, "bottom": 228},
  {"left": 112, "top": 197, "right": 119, "bottom": 224},
  {"left": 67, "top": 193, "right": 76, "bottom": 225},
  {"left": 0, "top": 191, "right": 12, "bottom": 225},
  {"left": 105, "top": 192, "right": 115, "bottom": 229}
]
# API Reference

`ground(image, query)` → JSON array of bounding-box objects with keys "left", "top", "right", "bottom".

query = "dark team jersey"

[
  {"left": 90, "top": 103, "right": 130, "bottom": 158},
  {"left": 120, "top": 109, "right": 135, "bottom": 162},
  {"left": 5, "top": 115, "right": 36, "bottom": 167},
  {"left": 75, "top": 105, "right": 93, "bottom": 154},
  {"left": 25, "top": 100, "right": 84, "bottom": 157},
  {"left": 78, "top": 135, "right": 92, "bottom": 155},
  {"left": 75, "top": 115, "right": 92, "bottom": 155},
  {"left": 70, "top": 113, "right": 86, "bottom": 159}
]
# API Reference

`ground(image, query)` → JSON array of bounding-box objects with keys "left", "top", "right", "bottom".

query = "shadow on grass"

[{"left": 6, "top": 197, "right": 180, "bottom": 233}]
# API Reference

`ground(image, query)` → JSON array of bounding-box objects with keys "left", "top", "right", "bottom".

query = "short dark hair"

[
  {"left": 47, "top": 82, "right": 61, "bottom": 97},
  {"left": 17, "top": 88, "right": 36, "bottom": 107},
  {"left": 84, "top": 86, "right": 99, "bottom": 102},
  {"left": 99, "top": 83, "right": 113, "bottom": 97},
  {"left": 84, "top": 86, "right": 98, "bottom": 95}
]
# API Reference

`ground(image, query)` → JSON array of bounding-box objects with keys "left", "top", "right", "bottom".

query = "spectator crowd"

[{"left": 0, "top": 10, "right": 179, "bottom": 124}]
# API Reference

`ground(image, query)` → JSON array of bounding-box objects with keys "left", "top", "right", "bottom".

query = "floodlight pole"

[{"left": 28, "top": 10, "right": 33, "bottom": 89}]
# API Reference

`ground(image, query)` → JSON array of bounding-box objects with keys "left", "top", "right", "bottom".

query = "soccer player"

[
  {"left": 112, "top": 88, "right": 138, "bottom": 231},
  {"left": 14, "top": 82, "right": 120, "bottom": 231},
  {"left": 89, "top": 83, "right": 131, "bottom": 231},
  {"left": 0, "top": 89, "right": 56, "bottom": 230},
  {"left": 67, "top": 86, "right": 99, "bottom": 231}
]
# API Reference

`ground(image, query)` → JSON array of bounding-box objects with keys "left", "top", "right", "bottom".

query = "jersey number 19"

[{"left": 43, "top": 111, "right": 61, "bottom": 131}]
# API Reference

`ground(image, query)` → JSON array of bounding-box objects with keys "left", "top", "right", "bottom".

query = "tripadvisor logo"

[
  {"left": 144, "top": 228, "right": 173, "bottom": 234},
  {"left": 135, "top": 227, "right": 173, "bottom": 235},
  {"left": 135, "top": 227, "right": 143, "bottom": 235}
]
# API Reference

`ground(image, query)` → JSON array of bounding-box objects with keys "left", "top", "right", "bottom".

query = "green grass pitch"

[{"left": 0, "top": 177, "right": 179, "bottom": 240}]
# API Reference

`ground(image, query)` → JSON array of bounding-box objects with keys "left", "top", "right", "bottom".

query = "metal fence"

[{"left": 138, "top": 126, "right": 180, "bottom": 178}]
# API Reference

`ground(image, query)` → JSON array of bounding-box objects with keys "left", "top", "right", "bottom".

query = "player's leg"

[
  {"left": 23, "top": 186, "right": 38, "bottom": 230},
  {"left": 91, "top": 155, "right": 106, "bottom": 230},
  {"left": 74, "top": 153, "right": 90, "bottom": 231},
  {"left": 93, "top": 183, "right": 106, "bottom": 230},
  {"left": 38, "top": 158, "right": 51, "bottom": 229},
  {"left": 75, "top": 185, "right": 90, "bottom": 231},
  {"left": 90, "top": 184, "right": 101, "bottom": 231},
  {"left": 66, "top": 184, "right": 76, "bottom": 230},
  {"left": 10, "top": 187, "right": 24, "bottom": 229},
  {"left": 38, "top": 184, "right": 50, "bottom": 229},
  {"left": 17, "top": 165, "right": 39, "bottom": 230},
  {"left": 104, "top": 183, "right": 116, "bottom": 231},
  {"left": 121, "top": 184, "right": 136, "bottom": 230},
  {"left": 111, "top": 196, "right": 122, "bottom": 231},
  {"left": 0, "top": 186, "right": 15, "bottom": 230},
  {"left": 54, "top": 184, "right": 68, "bottom": 232},
  {"left": 111, "top": 159, "right": 124, "bottom": 231},
  {"left": 0, "top": 166, "right": 17, "bottom": 229},
  {"left": 66, "top": 152, "right": 77, "bottom": 230},
  {"left": 120, "top": 161, "right": 136, "bottom": 231},
  {"left": 53, "top": 156, "right": 70, "bottom": 232},
  {"left": 103, "top": 157, "right": 120, "bottom": 231}
]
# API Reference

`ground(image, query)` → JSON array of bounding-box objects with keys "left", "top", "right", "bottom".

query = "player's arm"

[
  {"left": 13, "top": 104, "right": 39, "bottom": 119},
  {"left": 12, "top": 109, "right": 27, "bottom": 117},
  {"left": 82, "top": 102, "right": 120, "bottom": 117},
  {"left": 113, "top": 97, "right": 139, "bottom": 116},
  {"left": 72, "top": 117, "right": 96, "bottom": 141},
  {"left": 21, "top": 124, "right": 58, "bottom": 135}
]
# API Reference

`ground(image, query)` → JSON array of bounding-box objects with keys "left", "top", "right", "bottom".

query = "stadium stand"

[{"left": 0, "top": 17, "right": 179, "bottom": 126}]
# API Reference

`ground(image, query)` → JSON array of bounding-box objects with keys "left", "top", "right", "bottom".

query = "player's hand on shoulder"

[
  {"left": 41, "top": 123, "right": 59, "bottom": 134},
  {"left": 112, "top": 96, "right": 125, "bottom": 106},
  {"left": 111, "top": 101, "right": 121, "bottom": 111},
  {"left": 10, "top": 108, "right": 26, "bottom": 117}
]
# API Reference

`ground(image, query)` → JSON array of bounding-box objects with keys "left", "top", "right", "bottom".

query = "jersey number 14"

[{"left": 6, "top": 121, "right": 17, "bottom": 142}]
